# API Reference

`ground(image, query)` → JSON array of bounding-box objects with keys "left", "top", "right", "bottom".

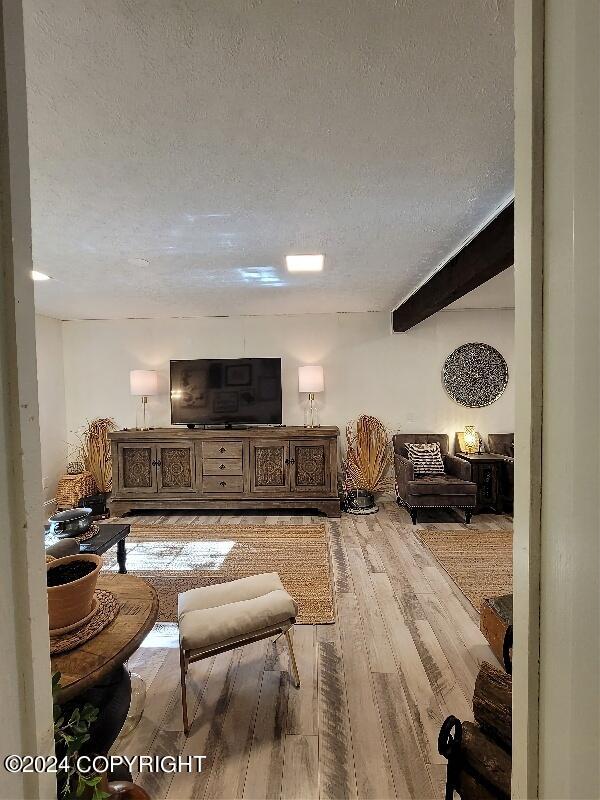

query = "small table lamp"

[
  {"left": 464, "top": 425, "right": 480, "bottom": 454},
  {"left": 130, "top": 369, "right": 159, "bottom": 430},
  {"left": 298, "top": 365, "right": 324, "bottom": 428}
]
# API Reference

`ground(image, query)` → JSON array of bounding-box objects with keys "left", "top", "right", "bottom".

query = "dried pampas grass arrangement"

[
  {"left": 344, "top": 414, "right": 392, "bottom": 493},
  {"left": 79, "top": 418, "right": 117, "bottom": 494}
]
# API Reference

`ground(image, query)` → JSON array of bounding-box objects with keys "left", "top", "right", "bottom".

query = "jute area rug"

[
  {"left": 416, "top": 528, "right": 512, "bottom": 613},
  {"left": 104, "top": 523, "right": 334, "bottom": 625}
]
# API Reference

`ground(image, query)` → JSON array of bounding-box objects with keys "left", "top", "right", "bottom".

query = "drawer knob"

[
  {"left": 219, "top": 463, "right": 226, "bottom": 470},
  {"left": 219, "top": 447, "right": 226, "bottom": 453},
  {"left": 220, "top": 481, "right": 226, "bottom": 487}
]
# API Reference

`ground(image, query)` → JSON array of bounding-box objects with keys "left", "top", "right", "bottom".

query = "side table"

[
  {"left": 456, "top": 453, "right": 507, "bottom": 513},
  {"left": 52, "top": 574, "right": 158, "bottom": 784},
  {"left": 52, "top": 573, "right": 158, "bottom": 702},
  {"left": 79, "top": 522, "right": 130, "bottom": 573}
]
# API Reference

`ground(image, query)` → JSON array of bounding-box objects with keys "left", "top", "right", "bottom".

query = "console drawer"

[
  {"left": 202, "top": 475, "right": 244, "bottom": 493},
  {"left": 203, "top": 441, "right": 243, "bottom": 459},
  {"left": 203, "top": 458, "right": 243, "bottom": 476}
]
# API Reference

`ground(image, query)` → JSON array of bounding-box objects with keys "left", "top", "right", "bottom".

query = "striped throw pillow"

[{"left": 406, "top": 442, "right": 445, "bottom": 476}]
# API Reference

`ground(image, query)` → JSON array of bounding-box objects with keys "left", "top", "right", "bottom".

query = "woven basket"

[{"left": 55, "top": 472, "right": 97, "bottom": 509}]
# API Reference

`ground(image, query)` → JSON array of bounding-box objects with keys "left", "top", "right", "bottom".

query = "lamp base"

[
  {"left": 303, "top": 393, "right": 320, "bottom": 428},
  {"left": 136, "top": 396, "right": 151, "bottom": 430}
]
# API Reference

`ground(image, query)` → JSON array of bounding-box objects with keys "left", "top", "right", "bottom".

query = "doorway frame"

[{"left": 0, "top": 2, "right": 54, "bottom": 798}]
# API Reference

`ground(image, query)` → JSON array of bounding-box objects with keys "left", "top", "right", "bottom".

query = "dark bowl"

[{"left": 48, "top": 507, "right": 93, "bottom": 538}]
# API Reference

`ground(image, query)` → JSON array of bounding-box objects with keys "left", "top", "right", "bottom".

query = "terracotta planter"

[{"left": 47, "top": 554, "right": 102, "bottom": 630}]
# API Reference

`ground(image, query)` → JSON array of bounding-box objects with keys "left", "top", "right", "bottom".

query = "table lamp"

[
  {"left": 298, "top": 365, "right": 324, "bottom": 428},
  {"left": 130, "top": 370, "right": 159, "bottom": 430},
  {"left": 464, "top": 425, "right": 480, "bottom": 454}
]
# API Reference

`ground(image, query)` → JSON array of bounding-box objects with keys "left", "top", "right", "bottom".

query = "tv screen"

[{"left": 170, "top": 358, "right": 282, "bottom": 425}]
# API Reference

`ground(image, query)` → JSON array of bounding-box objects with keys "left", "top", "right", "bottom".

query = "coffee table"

[{"left": 79, "top": 522, "right": 130, "bottom": 573}]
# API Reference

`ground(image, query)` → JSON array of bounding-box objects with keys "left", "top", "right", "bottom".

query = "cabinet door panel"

[
  {"left": 250, "top": 440, "right": 289, "bottom": 494},
  {"left": 157, "top": 443, "right": 196, "bottom": 493},
  {"left": 290, "top": 439, "right": 331, "bottom": 494},
  {"left": 118, "top": 443, "right": 157, "bottom": 494}
]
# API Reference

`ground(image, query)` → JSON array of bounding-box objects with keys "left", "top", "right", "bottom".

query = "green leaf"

[
  {"left": 68, "top": 708, "right": 80, "bottom": 725},
  {"left": 81, "top": 704, "right": 99, "bottom": 722},
  {"left": 72, "top": 723, "right": 88, "bottom": 735}
]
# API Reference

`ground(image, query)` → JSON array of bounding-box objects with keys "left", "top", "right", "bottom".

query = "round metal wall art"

[{"left": 442, "top": 343, "right": 509, "bottom": 408}]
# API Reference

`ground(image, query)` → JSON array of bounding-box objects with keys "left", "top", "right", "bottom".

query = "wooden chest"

[{"left": 480, "top": 594, "right": 513, "bottom": 668}]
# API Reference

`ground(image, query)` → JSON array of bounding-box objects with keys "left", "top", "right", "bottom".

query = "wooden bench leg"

[
  {"left": 180, "top": 646, "right": 190, "bottom": 736},
  {"left": 284, "top": 629, "right": 301, "bottom": 689}
]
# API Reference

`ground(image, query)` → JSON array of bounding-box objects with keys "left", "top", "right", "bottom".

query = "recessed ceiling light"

[
  {"left": 285, "top": 254, "right": 324, "bottom": 272},
  {"left": 31, "top": 270, "right": 51, "bottom": 281}
]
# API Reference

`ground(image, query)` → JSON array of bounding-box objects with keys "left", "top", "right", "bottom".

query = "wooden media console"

[{"left": 109, "top": 426, "right": 341, "bottom": 517}]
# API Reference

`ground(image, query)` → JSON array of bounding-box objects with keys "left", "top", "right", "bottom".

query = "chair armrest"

[
  {"left": 394, "top": 453, "right": 414, "bottom": 500},
  {"left": 444, "top": 454, "right": 472, "bottom": 481}
]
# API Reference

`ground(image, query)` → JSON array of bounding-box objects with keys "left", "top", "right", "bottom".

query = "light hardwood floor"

[{"left": 114, "top": 501, "right": 507, "bottom": 800}]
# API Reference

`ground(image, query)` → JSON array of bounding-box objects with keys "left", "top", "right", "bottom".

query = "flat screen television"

[{"left": 170, "top": 358, "right": 282, "bottom": 426}]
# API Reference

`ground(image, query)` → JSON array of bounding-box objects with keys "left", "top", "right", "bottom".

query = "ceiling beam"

[{"left": 391, "top": 200, "right": 514, "bottom": 332}]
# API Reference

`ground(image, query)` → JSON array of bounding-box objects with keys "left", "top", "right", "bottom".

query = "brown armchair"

[
  {"left": 393, "top": 433, "right": 477, "bottom": 524},
  {"left": 488, "top": 434, "right": 514, "bottom": 512}
]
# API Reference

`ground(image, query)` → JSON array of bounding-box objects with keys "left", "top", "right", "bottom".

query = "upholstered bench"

[{"left": 178, "top": 572, "right": 300, "bottom": 734}]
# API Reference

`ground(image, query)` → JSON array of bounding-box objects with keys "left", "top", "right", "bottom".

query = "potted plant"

[
  {"left": 77, "top": 418, "right": 117, "bottom": 518},
  {"left": 52, "top": 672, "right": 109, "bottom": 800},
  {"left": 342, "top": 414, "right": 392, "bottom": 514},
  {"left": 47, "top": 554, "right": 102, "bottom": 630}
]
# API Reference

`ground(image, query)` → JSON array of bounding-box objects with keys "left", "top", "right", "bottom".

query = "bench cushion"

[{"left": 178, "top": 572, "right": 298, "bottom": 652}]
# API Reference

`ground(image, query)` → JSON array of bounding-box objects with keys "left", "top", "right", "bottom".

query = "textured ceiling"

[{"left": 24, "top": 0, "right": 514, "bottom": 320}]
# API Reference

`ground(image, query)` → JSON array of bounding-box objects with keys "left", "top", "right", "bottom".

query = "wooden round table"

[{"left": 52, "top": 573, "right": 159, "bottom": 703}]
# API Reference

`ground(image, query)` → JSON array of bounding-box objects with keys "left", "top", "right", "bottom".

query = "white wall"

[
  {"left": 61, "top": 309, "right": 514, "bottom": 449},
  {"left": 35, "top": 314, "right": 67, "bottom": 503}
]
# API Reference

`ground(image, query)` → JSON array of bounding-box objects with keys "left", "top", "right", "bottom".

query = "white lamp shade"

[
  {"left": 298, "top": 365, "right": 324, "bottom": 393},
  {"left": 130, "top": 369, "right": 159, "bottom": 397}
]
